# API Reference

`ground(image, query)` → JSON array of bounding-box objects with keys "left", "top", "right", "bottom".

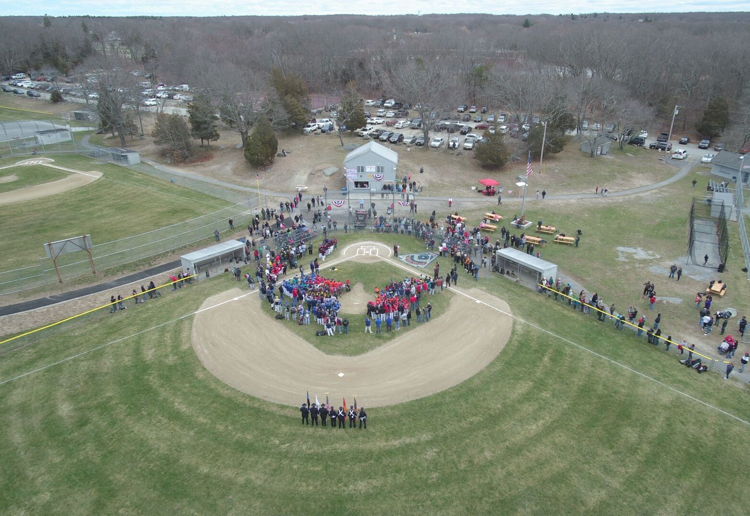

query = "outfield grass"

[
  {"left": 0, "top": 165, "right": 66, "bottom": 193},
  {"left": 0, "top": 233, "right": 748, "bottom": 513},
  {"left": 264, "top": 260, "right": 452, "bottom": 355},
  {"left": 0, "top": 154, "right": 229, "bottom": 273}
]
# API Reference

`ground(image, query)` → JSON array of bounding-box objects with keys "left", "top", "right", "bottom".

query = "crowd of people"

[
  {"left": 365, "top": 275, "right": 442, "bottom": 332},
  {"left": 300, "top": 401, "right": 368, "bottom": 429}
]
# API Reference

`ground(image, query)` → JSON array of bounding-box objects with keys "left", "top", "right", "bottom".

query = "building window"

[
  {"left": 354, "top": 181, "right": 370, "bottom": 189},
  {"left": 356, "top": 166, "right": 365, "bottom": 173},
  {"left": 376, "top": 165, "right": 384, "bottom": 174}
]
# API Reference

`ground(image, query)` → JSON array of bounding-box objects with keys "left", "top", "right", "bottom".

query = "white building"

[{"left": 343, "top": 141, "right": 398, "bottom": 193}]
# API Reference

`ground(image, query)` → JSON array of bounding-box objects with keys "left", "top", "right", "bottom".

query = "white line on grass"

[{"left": 1, "top": 244, "right": 748, "bottom": 428}]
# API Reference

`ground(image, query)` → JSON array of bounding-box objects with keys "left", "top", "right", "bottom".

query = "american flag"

[{"left": 526, "top": 152, "right": 534, "bottom": 177}]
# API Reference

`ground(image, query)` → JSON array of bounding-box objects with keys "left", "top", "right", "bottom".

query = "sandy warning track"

[
  {"left": 192, "top": 243, "right": 513, "bottom": 408},
  {"left": 0, "top": 158, "right": 102, "bottom": 205}
]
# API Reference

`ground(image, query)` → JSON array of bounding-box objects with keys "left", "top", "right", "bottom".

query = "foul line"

[{"left": 1, "top": 243, "right": 748, "bottom": 428}]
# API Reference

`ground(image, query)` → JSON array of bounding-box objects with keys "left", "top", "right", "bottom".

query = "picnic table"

[
  {"left": 451, "top": 214, "right": 466, "bottom": 222},
  {"left": 484, "top": 213, "right": 503, "bottom": 222},
  {"left": 525, "top": 235, "right": 544, "bottom": 246},
  {"left": 707, "top": 281, "right": 727, "bottom": 296},
  {"left": 536, "top": 225, "right": 556, "bottom": 234},
  {"left": 554, "top": 235, "right": 576, "bottom": 245},
  {"left": 479, "top": 222, "right": 497, "bottom": 232}
]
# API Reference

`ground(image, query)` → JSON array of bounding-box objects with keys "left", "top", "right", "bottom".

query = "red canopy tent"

[{"left": 478, "top": 178, "right": 500, "bottom": 195}]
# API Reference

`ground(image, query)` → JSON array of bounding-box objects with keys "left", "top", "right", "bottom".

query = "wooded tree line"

[{"left": 2, "top": 13, "right": 748, "bottom": 155}]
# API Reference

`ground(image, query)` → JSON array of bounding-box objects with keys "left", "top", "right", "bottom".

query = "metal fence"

[{"left": 736, "top": 183, "right": 750, "bottom": 280}]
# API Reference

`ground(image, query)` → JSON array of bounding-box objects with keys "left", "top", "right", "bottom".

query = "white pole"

[
  {"left": 539, "top": 121, "right": 547, "bottom": 175},
  {"left": 667, "top": 105, "right": 679, "bottom": 151}
]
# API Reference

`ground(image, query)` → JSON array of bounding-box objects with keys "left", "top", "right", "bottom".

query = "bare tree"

[{"left": 385, "top": 57, "right": 457, "bottom": 143}]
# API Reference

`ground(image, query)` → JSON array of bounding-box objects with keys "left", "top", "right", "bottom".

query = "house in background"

[
  {"left": 343, "top": 141, "right": 398, "bottom": 193},
  {"left": 711, "top": 151, "right": 749, "bottom": 185}
]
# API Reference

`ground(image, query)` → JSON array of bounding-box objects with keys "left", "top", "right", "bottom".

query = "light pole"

[
  {"left": 516, "top": 179, "right": 528, "bottom": 220},
  {"left": 667, "top": 105, "right": 680, "bottom": 151}
]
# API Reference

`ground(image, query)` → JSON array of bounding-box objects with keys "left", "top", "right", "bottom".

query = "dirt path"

[{"left": 192, "top": 243, "right": 513, "bottom": 407}]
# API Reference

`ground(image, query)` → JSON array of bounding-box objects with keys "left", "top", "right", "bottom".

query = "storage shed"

[
  {"left": 180, "top": 240, "right": 247, "bottom": 279},
  {"left": 495, "top": 248, "right": 558, "bottom": 289}
]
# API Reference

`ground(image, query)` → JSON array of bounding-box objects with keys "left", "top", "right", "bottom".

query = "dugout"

[
  {"left": 180, "top": 240, "right": 247, "bottom": 279},
  {"left": 495, "top": 248, "right": 558, "bottom": 289}
]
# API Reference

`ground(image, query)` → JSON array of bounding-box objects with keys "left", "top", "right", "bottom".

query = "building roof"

[
  {"left": 344, "top": 141, "right": 398, "bottom": 165},
  {"left": 711, "top": 150, "right": 748, "bottom": 171},
  {"left": 496, "top": 247, "right": 558, "bottom": 274},
  {"left": 181, "top": 239, "right": 245, "bottom": 263}
]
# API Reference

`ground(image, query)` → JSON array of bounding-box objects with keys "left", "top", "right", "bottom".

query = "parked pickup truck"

[
  {"left": 649, "top": 141, "right": 672, "bottom": 151},
  {"left": 656, "top": 132, "right": 669, "bottom": 142}
]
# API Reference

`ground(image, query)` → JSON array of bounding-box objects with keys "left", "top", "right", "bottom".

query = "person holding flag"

[
  {"left": 299, "top": 401, "right": 309, "bottom": 425},
  {"left": 338, "top": 403, "right": 346, "bottom": 429},
  {"left": 329, "top": 405, "right": 337, "bottom": 430}
]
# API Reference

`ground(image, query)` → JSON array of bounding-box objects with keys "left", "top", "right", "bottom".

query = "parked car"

[
  {"left": 1, "top": 85, "right": 13, "bottom": 92},
  {"left": 430, "top": 136, "right": 444, "bottom": 148},
  {"left": 460, "top": 125, "right": 471, "bottom": 135},
  {"left": 369, "top": 118, "right": 384, "bottom": 125},
  {"left": 638, "top": 130, "right": 648, "bottom": 139},
  {"left": 376, "top": 108, "right": 386, "bottom": 116},
  {"left": 474, "top": 115, "right": 483, "bottom": 122},
  {"left": 593, "top": 122, "right": 602, "bottom": 131},
  {"left": 385, "top": 111, "right": 396, "bottom": 118},
  {"left": 383, "top": 99, "right": 396, "bottom": 108},
  {"left": 385, "top": 119, "right": 397, "bottom": 127},
  {"left": 355, "top": 127, "right": 372, "bottom": 137},
  {"left": 404, "top": 135, "right": 417, "bottom": 145},
  {"left": 581, "top": 120, "right": 589, "bottom": 130},
  {"left": 656, "top": 132, "right": 669, "bottom": 143},
  {"left": 481, "top": 106, "right": 488, "bottom": 113},
  {"left": 671, "top": 149, "right": 688, "bottom": 160},
  {"left": 468, "top": 105, "right": 477, "bottom": 113},
  {"left": 679, "top": 136, "right": 690, "bottom": 144},
  {"left": 629, "top": 136, "right": 646, "bottom": 146},
  {"left": 498, "top": 113, "right": 507, "bottom": 123},
  {"left": 388, "top": 132, "right": 403, "bottom": 144},
  {"left": 701, "top": 153, "right": 715, "bottom": 163},
  {"left": 394, "top": 120, "right": 409, "bottom": 129},
  {"left": 487, "top": 114, "right": 496, "bottom": 123},
  {"left": 369, "top": 129, "right": 384, "bottom": 139},
  {"left": 714, "top": 143, "right": 726, "bottom": 151},
  {"left": 143, "top": 98, "right": 158, "bottom": 106},
  {"left": 475, "top": 123, "right": 490, "bottom": 130},
  {"left": 25, "top": 90, "right": 40, "bottom": 97},
  {"left": 498, "top": 125, "right": 509, "bottom": 134},
  {"left": 605, "top": 123, "right": 616, "bottom": 133},
  {"left": 463, "top": 137, "right": 476, "bottom": 150},
  {"left": 303, "top": 122, "right": 319, "bottom": 134},
  {"left": 462, "top": 114, "right": 472, "bottom": 122},
  {"left": 447, "top": 136, "right": 460, "bottom": 149},
  {"left": 379, "top": 131, "right": 392, "bottom": 142},
  {"left": 409, "top": 118, "right": 422, "bottom": 129},
  {"left": 414, "top": 136, "right": 425, "bottom": 146},
  {"left": 457, "top": 104, "right": 468, "bottom": 112},
  {"left": 698, "top": 139, "right": 710, "bottom": 149},
  {"left": 364, "top": 99, "right": 378, "bottom": 106},
  {"left": 649, "top": 141, "right": 672, "bottom": 151}
]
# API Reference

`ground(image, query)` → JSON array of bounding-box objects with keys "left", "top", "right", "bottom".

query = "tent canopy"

[{"left": 479, "top": 178, "right": 500, "bottom": 187}]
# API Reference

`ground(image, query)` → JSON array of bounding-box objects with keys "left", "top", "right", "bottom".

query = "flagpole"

[{"left": 539, "top": 121, "right": 547, "bottom": 175}]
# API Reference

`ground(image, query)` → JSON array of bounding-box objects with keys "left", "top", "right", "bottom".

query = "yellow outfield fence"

[
  {"left": 537, "top": 283, "right": 730, "bottom": 367},
  {"left": 0, "top": 274, "right": 197, "bottom": 347}
]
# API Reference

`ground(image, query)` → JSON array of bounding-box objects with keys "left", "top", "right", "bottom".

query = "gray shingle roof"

[{"left": 344, "top": 141, "right": 398, "bottom": 164}]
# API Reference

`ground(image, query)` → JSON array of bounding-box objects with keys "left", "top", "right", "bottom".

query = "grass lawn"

[
  {"left": 262, "top": 260, "right": 452, "bottom": 355},
  {"left": 0, "top": 234, "right": 748, "bottom": 513},
  {"left": 0, "top": 165, "right": 67, "bottom": 193},
  {"left": 0, "top": 154, "right": 229, "bottom": 273}
]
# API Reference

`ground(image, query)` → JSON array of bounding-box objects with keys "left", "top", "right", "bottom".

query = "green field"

[
  {"left": 0, "top": 164, "right": 66, "bottom": 193},
  {"left": 0, "top": 232, "right": 748, "bottom": 514},
  {"left": 0, "top": 154, "right": 229, "bottom": 273}
]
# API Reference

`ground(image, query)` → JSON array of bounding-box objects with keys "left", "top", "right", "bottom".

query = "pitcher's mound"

[{"left": 339, "top": 282, "right": 370, "bottom": 314}]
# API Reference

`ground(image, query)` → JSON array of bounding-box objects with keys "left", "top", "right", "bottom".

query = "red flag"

[
  {"left": 354, "top": 397, "right": 358, "bottom": 410},
  {"left": 343, "top": 397, "right": 347, "bottom": 413}
]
